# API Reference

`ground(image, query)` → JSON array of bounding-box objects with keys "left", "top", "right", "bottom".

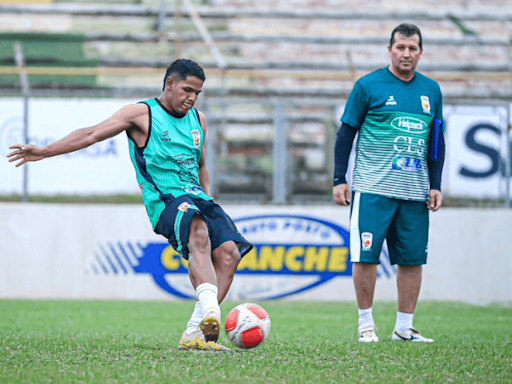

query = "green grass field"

[{"left": 0, "top": 300, "right": 510, "bottom": 383}]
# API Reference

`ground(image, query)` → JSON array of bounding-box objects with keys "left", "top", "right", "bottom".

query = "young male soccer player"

[
  {"left": 7, "top": 59, "right": 252, "bottom": 352},
  {"left": 332, "top": 24, "right": 445, "bottom": 342}
]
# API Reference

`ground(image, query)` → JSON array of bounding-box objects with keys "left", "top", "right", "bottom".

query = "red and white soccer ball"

[{"left": 225, "top": 303, "right": 271, "bottom": 349}]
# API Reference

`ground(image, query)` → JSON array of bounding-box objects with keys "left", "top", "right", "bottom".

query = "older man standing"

[{"left": 333, "top": 23, "right": 445, "bottom": 342}]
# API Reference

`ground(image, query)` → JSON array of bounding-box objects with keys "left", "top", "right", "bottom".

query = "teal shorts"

[{"left": 349, "top": 191, "right": 429, "bottom": 266}]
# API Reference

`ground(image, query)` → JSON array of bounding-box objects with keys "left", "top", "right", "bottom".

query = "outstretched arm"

[
  {"left": 7, "top": 104, "right": 148, "bottom": 167},
  {"left": 197, "top": 111, "right": 212, "bottom": 196}
]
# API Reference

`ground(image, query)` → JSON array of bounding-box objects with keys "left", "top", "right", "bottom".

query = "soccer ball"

[{"left": 225, "top": 303, "right": 271, "bottom": 349}]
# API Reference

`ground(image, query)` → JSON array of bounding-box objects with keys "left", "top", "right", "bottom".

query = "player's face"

[
  {"left": 166, "top": 75, "right": 203, "bottom": 117},
  {"left": 388, "top": 33, "right": 423, "bottom": 78}
]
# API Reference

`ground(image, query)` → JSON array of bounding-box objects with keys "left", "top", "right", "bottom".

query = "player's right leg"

[
  {"left": 350, "top": 192, "right": 398, "bottom": 342},
  {"left": 186, "top": 216, "right": 228, "bottom": 347},
  {"left": 154, "top": 197, "right": 229, "bottom": 352},
  {"left": 353, "top": 263, "right": 379, "bottom": 342}
]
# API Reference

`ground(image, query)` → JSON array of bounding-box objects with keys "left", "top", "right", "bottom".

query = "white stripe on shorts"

[{"left": 350, "top": 191, "right": 361, "bottom": 262}]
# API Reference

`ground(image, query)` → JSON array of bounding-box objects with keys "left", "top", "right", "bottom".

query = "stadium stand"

[{"left": 1, "top": 0, "right": 511, "bottom": 201}]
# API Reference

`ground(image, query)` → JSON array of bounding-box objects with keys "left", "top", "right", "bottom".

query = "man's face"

[
  {"left": 388, "top": 33, "right": 423, "bottom": 77},
  {"left": 166, "top": 75, "right": 203, "bottom": 117}
]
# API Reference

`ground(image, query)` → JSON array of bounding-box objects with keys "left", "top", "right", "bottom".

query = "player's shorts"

[
  {"left": 154, "top": 195, "right": 253, "bottom": 260},
  {"left": 349, "top": 191, "right": 429, "bottom": 266}
]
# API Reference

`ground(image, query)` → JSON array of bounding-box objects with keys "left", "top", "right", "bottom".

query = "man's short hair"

[
  {"left": 389, "top": 23, "right": 423, "bottom": 49},
  {"left": 162, "top": 59, "right": 206, "bottom": 90}
]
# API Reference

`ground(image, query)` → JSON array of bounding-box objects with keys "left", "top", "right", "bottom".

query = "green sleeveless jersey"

[
  {"left": 342, "top": 67, "right": 443, "bottom": 201},
  {"left": 128, "top": 98, "right": 212, "bottom": 228}
]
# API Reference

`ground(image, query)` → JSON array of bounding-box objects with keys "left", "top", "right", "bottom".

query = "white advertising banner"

[
  {"left": 1, "top": 98, "right": 511, "bottom": 198},
  {"left": 444, "top": 105, "right": 510, "bottom": 198},
  {"left": 0, "top": 98, "right": 140, "bottom": 195},
  {"left": 1, "top": 203, "right": 511, "bottom": 303}
]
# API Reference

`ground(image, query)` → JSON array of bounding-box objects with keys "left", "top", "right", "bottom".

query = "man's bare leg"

[
  {"left": 353, "top": 262, "right": 378, "bottom": 309},
  {"left": 392, "top": 265, "right": 433, "bottom": 342},
  {"left": 397, "top": 265, "right": 422, "bottom": 314},
  {"left": 353, "top": 262, "right": 379, "bottom": 342}
]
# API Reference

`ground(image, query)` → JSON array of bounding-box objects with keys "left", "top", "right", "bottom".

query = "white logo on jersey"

[
  {"left": 421, "top": 96, "right": 431, "bottom": 113},
  {"left": 393, "top": 136, "right": 426, "bottom": 155},
  {"left": 386, "top": 95, "right": 397, "bottom": 106},
  {"left": 391, "top": 117, "right": 427, "bottom": 134}
]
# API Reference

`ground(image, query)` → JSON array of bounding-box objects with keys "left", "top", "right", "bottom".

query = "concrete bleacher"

[{"left": 1, "top": 0, "right": 510, "bottom": 100}]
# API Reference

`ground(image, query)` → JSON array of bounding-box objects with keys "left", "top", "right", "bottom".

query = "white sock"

[
  {"left": 196, "top": 282, "right": 220, "bottom": 319},
  {"left": 395, "top": 311, "right": 414, "bottom": 333},
  {"left": 358, "top": 307, "right": 374, "bottom": 327},
  {"left": 185, "top": 301, "right": 203, "bottom": 334}
]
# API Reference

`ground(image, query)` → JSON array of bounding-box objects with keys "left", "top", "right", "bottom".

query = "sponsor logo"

[
  {"left": 162, "top": 131, "right": 172, "bottom": 142},
  {"left": 391, "top": 156, "right": 422, "bottom": 172},
  {"left": 390, "top": 117, "right": 428, "bottom": 134},
  {"left": 421, "top": 96, "right": 431, "bottom": 114},
  {"left": 385, "top": 95, "right": 397, "bottom": 106},
  {"left": 174, "top": 154, "right": 196, "bottom": 167},
  {"left": 393, "top": 136, "right": 426, "bottom": 156},
  {"left": 183, "top": 184, "right": 203, "bottom": 195},
  {"left": 87, "top": 215, "right": 396, "bottom": 300},
  {"left": 361, "top": 232, "right": 373, "bottom": 250},
  {"left": 191, "top": 129, "right": 201, "bottom": 148}
]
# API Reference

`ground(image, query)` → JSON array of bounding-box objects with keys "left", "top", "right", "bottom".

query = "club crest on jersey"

[
  {"left": 361, "top": 232, "right": 373, "bottom": 250},
  {"left": 191, "top": 130, "right": 201, "bottom": 148},
  {"left": 421, "top": 96, "right": 431, "bottom": 114},
  {"left": 178, "top": 202, "right": 190, "bottom": 212}
]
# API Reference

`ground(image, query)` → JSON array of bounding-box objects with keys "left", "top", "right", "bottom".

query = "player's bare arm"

[
  {"left": 197, "top": 110, "right": 212, "bottom": 196},
  {"left": 7, "top": 103, "right": 149, "bottom": 167}
]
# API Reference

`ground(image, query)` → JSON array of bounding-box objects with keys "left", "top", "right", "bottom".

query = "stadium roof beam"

[{"left": 1, "top": 4, "right": 512, "bottom": 22}]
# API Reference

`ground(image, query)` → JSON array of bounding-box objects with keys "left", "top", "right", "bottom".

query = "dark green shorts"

[
  {"left": 154, "top": 195, "right": 253, "bottom": 260},
  {"left": 349, "top": 192, "right": 429, "bottom": 266}
]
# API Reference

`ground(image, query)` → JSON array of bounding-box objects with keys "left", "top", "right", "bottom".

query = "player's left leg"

[
  {"left": 211, "top": 241, "right": 241, "bottom": 303},
  {"left": 388, "top": 200, "right": 433, "bottom": 342},
  {"left": 351, "top": 192, "right": 398, "bottom": 342},
  {"left": 199, "top": 201, "right": 253, "bottom": 297},
  {"left": 397, "top": 265, "right": 422, "bottom": 314}
]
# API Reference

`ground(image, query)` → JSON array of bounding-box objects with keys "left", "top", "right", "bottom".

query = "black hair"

[
  {"left": 389, "top": 23, "right": 423, "bottom": 49},
  {"left": 162, "top": 59, "right": 206, "bottom": 91}
]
